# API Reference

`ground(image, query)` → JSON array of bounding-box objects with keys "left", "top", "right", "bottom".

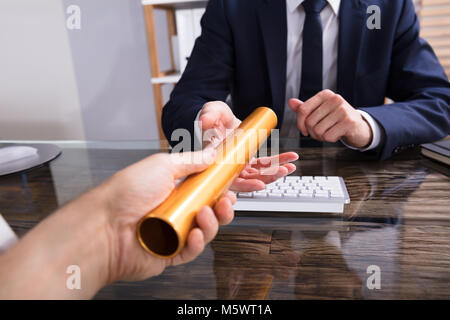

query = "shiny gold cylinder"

[{"left": 137, "top": 107, "right": 277, "bottom": 258}]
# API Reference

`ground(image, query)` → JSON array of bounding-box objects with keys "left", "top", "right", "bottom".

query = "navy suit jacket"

[{"left": 162, "top": 0, "right": 450, "bottom": 160}]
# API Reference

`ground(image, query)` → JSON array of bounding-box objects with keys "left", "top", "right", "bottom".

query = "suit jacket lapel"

[
  {"left": 337, "top": 0, "right": 367, "bottom": 104},
  {"left": 258, "top": 0, "right": 287, "bottom": 128}
]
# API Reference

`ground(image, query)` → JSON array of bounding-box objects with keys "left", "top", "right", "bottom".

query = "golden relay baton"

[{"left": 137, "top": 107, "right": 277, "bottom": 258}]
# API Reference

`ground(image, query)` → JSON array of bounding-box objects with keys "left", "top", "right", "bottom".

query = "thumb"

[
  {"left": 199, "top": 110, "right": 220, "bottom": 131},
  {"left": 288, "top": 98, "right": 304, "bottom": 113},
  {"left": 200, "top": 101, "right": 237, "bottom": 130},
  {"left": 169, "top": 147, "right": 216, "bottom": 179}
]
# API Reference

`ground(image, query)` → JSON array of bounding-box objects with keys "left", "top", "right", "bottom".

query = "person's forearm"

[{"left": 0, "top": 187, "right": 111, "bottom": 299}]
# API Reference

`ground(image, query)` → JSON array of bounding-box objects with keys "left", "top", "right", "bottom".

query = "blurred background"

[{"left": 0, "top": 0, "right": 448, "bottom": 142}]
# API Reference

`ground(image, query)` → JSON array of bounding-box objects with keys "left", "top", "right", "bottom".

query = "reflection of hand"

[
  {"left": 101, "top": 150, "right": 236, "bottom": 282},
  {"left": 289, "top": 89, "right": 373, "bottom": 148}
]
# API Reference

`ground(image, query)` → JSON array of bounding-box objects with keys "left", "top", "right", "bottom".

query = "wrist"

[
  {"left": 69, "top": 185, "right": 116, "bottom": 289},
  {"left": 0, "top": 186, "right": 112, "bottom": 299},
  {"left": 343, "top": 114, "right": 373, "bottom": 148},
  {"left": 47, "top": 186, "right": 113, "bottom": 298}
]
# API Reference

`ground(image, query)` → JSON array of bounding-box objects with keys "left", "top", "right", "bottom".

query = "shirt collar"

[{"left": 286, "top": 0, "right": 341, "bottom": 16}]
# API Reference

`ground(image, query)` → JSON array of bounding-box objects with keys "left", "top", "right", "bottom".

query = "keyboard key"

[
  {"left": 331, "top": 193, "right": 344, "bottom": 198},
  {"left": 254, "top": 192, "right": 268, "bottom": 198},
  {"left": 271, "top": 189, "right": 284, "bottom": 194},
  {"left": 299, "top": 193, "right": 313, "bottom": 198},
  {"left": 284, "top": 193, "right": 298, "bottom": 198},
  {"left": 278, "top": 183, "right": 290, "bottom": 188},
  {"left": 238, "top": 192, "right": 253, "bottom": 198},
  {"left": 268, "top": 193, "right": 282, "bottom": 198},
  {"left": 314, "top": 193, "right": 329, "bottom": 198}
]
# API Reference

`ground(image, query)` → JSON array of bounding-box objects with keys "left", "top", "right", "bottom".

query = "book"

[{"left": 421, "top": 139, "right": 450, "bottom": 166}]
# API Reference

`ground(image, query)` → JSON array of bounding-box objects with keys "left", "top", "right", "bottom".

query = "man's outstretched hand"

[{"left": 199, "top": 101, "right": 299, "bottom": 192}]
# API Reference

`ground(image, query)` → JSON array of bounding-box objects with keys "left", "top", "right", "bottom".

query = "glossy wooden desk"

[{"left": 0, "top": 141, "right": 449, "bottom": 299}]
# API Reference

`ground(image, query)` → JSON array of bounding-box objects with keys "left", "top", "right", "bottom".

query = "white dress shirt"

[
  {"left": 194, "top": 0, "right": 382, "bottom": 151},
  {"left": 283, "top": 0, "right": 381, "bottom": 150}
]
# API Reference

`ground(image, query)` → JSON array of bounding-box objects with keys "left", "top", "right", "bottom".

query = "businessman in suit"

[{"left": 162, "top": 0, "right": 450, "bottom": 160}]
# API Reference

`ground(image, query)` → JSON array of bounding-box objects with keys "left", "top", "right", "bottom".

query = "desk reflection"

[{"left": 211, "top": 157, "right": 432, "bottom": 299}]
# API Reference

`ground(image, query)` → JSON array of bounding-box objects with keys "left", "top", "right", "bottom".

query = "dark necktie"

[{"left": 299, "top": 0, "right": 328, "bottom": 101}]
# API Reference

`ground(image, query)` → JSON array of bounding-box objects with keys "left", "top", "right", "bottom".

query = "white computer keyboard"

[{"left": 234, "top": 176, "right": 350, "bottom": 213}]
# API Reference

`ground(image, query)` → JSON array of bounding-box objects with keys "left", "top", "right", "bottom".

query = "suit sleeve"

[
  {"left": 359, "top": 0, "right": 450, "bottom": 160},
  {"left": 161, "top": 0, "right": 234, "bottom": 149}
]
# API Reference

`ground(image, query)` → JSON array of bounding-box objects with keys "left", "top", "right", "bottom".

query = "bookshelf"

[{"left": 142, "top": 0, "right": 207, "bottom": 145}]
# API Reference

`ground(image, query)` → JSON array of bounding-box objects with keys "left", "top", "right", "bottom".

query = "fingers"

[
  {"left": 230, "top": 177, "right": 266, "bottom": 192},
  {"left": 249, "top": 152, "right": 299, "bottom": 169},
  {"left": 236, "top": 162, "right": 296, "bottom": 187},
  {"left": 213, "top": 191, "right": 236, "bottom": 225},
  {"left": 199, "top": 101, "right": 240, "bottom": 131},
  {"left": 283, "top": 163, "right": 296, "bottom": 175},
  {"left": 240, "top": 166, "right": 259, "bottom": 176},
  {"left": 289, "top": 99, "right": 307, "bottom": 136},
  {"left": 173, "top": 193, "right": 236, "bottom": 265},
  {"left": 322, "top": 120, "right": 350, "bottom": 143},
  {"left": 312, "top": 108, "right": 345, "bottom": 140},
  {"left": 233, "top": 151, "right": 298, "bottom": 192},
  {"left": 288, "top": 98, "right": 303, "bottom": 113},
  {"left": 168, "top": 148, "right": 217, "bottom": 179},
  {"left": 222, "top": 190, "right": 237, "bottom": 206},
  {"left": 297, "top": 89, "right": 335, "bottom": 136},
  {"left": 291, "top": 89, "right": 362, "bottom": 144},
  {"left": 243, "top": 165, "right": 291, "bottom": 183},
  {"left": 172, "top": 228, "right": 205, "bottom": 266},
  {"left": 195, "top": 206, "right": 219, "bottom": 244},
  {"left": 200, "top": 102, "right": 241, "bottom": 147},
  {"left": 304, "top": 94, "right": 347, "bottom": 141},
  {"left": 192, "top": 191, "right": 236, "bottom": 245},
  {"left": 304, "top": 96, "right": 339, "bottom": 132}
]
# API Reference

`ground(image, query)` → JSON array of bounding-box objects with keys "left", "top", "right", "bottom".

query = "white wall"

[
  {"left": 0, "top": 0, "right": 85, "bottom": 140},
  {"left": 62, "top": 0, "right": 159, "bottom": 141},
  {"left": 0, "top": 0, "right": 162, "bottom": 141}
]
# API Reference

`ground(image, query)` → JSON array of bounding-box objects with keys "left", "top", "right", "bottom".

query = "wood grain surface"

[{"left": 0, "top": 145, "right": 449, "bottom": 299}]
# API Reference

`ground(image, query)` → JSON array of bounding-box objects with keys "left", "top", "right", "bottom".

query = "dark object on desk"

[
  {"left": 0, "top": 143, "right": 61, "bottom": 176},
  {"left": 421, "top": 140, "right": 450, "bottom": 166}
]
